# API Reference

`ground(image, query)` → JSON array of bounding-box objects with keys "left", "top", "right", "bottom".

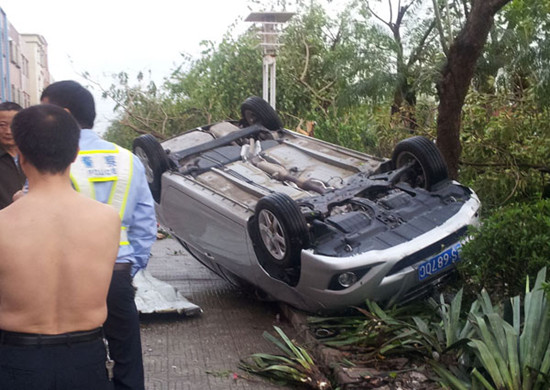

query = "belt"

[
  {"left": 0, "top": 327, "right": 103, "bottom": 346},
  {"left": 113, "top": 262, "right": 132, "bottom": 272}
]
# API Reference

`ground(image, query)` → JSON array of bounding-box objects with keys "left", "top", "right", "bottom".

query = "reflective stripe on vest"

[{"left": 70, "top": 146, "right": 134, "bottom": 246}]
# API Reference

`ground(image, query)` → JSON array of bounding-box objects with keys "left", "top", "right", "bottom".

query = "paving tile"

[{"left": 141, "top": 238, "right": 295, "bottom": 389}]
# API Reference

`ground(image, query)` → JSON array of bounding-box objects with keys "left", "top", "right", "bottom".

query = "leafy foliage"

[
  {"left": 434, "top": 268, "right": 550, "bottom": 390},
  {"left": 239, "top": 326, "right": 332, "bottom": 389},
  {"left": 166, "top": 31, "right": 264, "bottom": 127},
  {"left": 459, "top": 92, "right": 550, "bottom": 208},
  {"left": 483, "top": 0, "right": 550, "bottom": 104},
  {"left": 310, "top": 269, "right": 550, "bottom": 390},
  {"left": 458, "top": 198, "right": 550, "bottom": 299},
  {"left": 96, "top": 0, "right": 550, "bottom": 211},
  {"left": 307, "top": 302, "right": 427, "bottom": 354}
]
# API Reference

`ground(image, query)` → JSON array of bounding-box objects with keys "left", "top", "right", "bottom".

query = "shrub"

[
  {"left": 458, "top": 199, "right": 550, "bottom": 298},
  {"left": 459, "top": 92, "right": 550, "bottom": 210}
]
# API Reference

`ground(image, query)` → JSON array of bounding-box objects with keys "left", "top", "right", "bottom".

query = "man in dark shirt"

[{"left": 0, "top": 102, "right": 25, "bottom": 209}]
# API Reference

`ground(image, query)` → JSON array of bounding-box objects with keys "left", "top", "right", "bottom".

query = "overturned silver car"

[{"left": 133, "top": 97, "right": 480, "bottom": 313}]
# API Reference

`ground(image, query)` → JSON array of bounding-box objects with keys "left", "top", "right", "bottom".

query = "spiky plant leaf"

[
  {"left": 502, "top": 321, "right": 521, "bottom": 390},
  {"left": 441, "top": 338, "right": 471, "bottom": 355},
  {"left": 468, "top": 338, "right": 506, "bottom": 388},
  {"left": 535, "top": 345, "right": 550, "bottom": 390},
  {"left": 410, "top": 316, "right": 444, "bottom": 353},
  {"left": 478, "top": 289, "right": 497, "bottom": 315},
  {"left": 364, "top": 300, "right": 402, "bottom": 325},
  {"left": 273, "top": 326, "right": 312, "bottom": 370},
  {"left": 442, "top": 288, "right": 464, "bottom": 347},
  {"left": 298, "top": 345, "right": 315, "bottom": 366},
  {"left": 519, "top": 269, "right": 546, "bottom": 387},
  {"left": 249, "top": 353, "right": 296, "bottom": 366},
  {"left": 486, "top": 313, "right": 508, "bottom": 359},
  {"left": 242, "top": 326, "right": 332, "bottom": 390},
  {"left": 430, "top": 362, "right": 469, "bottom": 390},
  {"left": 471, "top": 367, "right": 497, "bottom": 390},
  {"left": 262, "top": 330, "right": 294, "bottom": 356},
  {"left": 471, "top": 313, "right": 514, "bottom": 388},
  {"left": 258, "top": 364, "right": 304, "bottom": 376},
  {"left": 510, "top": 295, "right": 521, "bottom": 337}
]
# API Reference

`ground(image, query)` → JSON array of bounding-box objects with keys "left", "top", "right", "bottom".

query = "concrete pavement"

[{"left": 140, "top": 237, "right": 297, "bottom": 390}]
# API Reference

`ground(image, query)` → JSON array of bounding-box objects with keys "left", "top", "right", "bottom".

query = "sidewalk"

[
  {"left": 141, "top": 238, "right": 440, "bottom": 390},
  {"left": 140, "top": 237, "right": 296, "bottom": 390}
]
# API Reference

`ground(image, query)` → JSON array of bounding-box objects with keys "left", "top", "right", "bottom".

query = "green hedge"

[{"left": 458, "top": 198, "right": 550, "bottom": 299}]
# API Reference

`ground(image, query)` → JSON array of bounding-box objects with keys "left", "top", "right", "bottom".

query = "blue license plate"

[{"left": 418, "top": 243, "right": 462, "bottom": 281}]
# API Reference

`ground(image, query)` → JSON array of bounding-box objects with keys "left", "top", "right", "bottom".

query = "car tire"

[
  {"left": 391, "top": 136, "right": 448, "bottom": 190},
  {"left": 251, "top": 192, "right": 309, "bottom": 273},
  {"left": 240, "top": 96, "right": 283, "bottom": 130},
  {"left": 133, "top": 134, "right": 170, "bottom": 203}
]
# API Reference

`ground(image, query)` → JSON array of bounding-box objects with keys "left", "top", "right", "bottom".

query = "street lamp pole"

[{"left": 245, "top": 12, "right": 294, "bottom": 110}]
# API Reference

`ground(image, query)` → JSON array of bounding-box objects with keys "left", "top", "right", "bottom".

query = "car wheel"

[
  {"left": 240, "top": 96, "right": 283, "bottom": 130},
  {"left": 132, "top": 134, "right": 170, "bottom": 203},
  {"left": 251, "top": 193, "right": 309, "bottom": 272},
  {"left": 391, "top": 136, "right": 448, "bottom": 190}
]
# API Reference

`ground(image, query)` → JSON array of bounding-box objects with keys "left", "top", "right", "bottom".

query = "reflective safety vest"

[{"left": 70, "top": 146, "right": 134, "bottom": 246}]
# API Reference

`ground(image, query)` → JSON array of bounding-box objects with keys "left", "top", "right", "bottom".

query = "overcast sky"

[
  {"left": 0, "top": 0, "right": 259, "bottom": 131},
  {"left": 0, "top": 0, "right": 350, "bottom": 132}
]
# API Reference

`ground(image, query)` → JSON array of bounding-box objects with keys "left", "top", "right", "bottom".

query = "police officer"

[{"left": 41, "top": 81, "right": 157, "bottom": 390}]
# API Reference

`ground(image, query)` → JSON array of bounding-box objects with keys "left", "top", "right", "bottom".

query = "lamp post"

[{"left": 245, "top": 12, "right": 294, "bottom": 110}]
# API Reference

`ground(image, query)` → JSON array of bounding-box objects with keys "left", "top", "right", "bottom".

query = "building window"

[
  {"left": 9, "top": 40, "right": 14, "bottom": 63},
  {"left": 21, "top": 55, "right": 29, "bottom": 76},
  {"left": 8, "top": 40, "right": 20, "bottom": 67},
  {"left": 22, "top": 92, "right": 30, "bottom": 108}
]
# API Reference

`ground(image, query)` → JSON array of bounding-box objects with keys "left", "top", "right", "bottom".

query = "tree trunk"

[
  {"left": 392, "top": 77, "right": 418, "bottom": 132},
  {"left": 436, "top": 0, "right": 511, "bottom": 179}
]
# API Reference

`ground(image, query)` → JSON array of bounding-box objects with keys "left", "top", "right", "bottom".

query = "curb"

[
  {"left": 279, "top": 303, "right": 437, "bottom": 390},
  {"left": 279, "top": 303, "right": 367, "bottom": 389}
]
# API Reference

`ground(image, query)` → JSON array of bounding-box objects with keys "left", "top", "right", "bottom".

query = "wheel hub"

[
  {"left": 258, "top": 209, "right": 286, "bottom": 261},
  {"left": 135, "top": 146, "right": 154, "bottom": 184}
]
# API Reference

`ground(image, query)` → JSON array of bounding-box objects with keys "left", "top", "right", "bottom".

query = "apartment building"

[
  {"left": 0, "top": 7, "right": 50, "bottom": 107},
  {"left": 21, "top": 33, "right": 49, "bottom": 105}
]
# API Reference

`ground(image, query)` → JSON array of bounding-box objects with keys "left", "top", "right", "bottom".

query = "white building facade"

[{"left": 0, "top": 7, "right": 50, "bottom": 107}]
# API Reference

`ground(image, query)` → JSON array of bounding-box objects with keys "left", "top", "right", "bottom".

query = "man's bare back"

[
  {"left": 0, "top": 104, "right": 123, "bottom": 390},
  {"left": 0, "top": 184, "right": 120, "bottom": 334}
]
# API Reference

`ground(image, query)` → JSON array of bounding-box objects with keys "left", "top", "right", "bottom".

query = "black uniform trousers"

[
  {"left": 0, "top": 337, "right": 113, "bottom": 390},
  {"left": 104, "top": 267, "right": 145, "bottom": 390}
]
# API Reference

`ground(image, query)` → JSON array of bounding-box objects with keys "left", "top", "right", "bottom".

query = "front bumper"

[{"left": 288, "top": 195, "right": 480, "bottom": 312}]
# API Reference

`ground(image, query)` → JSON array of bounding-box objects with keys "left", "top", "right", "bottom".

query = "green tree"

[
  {"left": 354, "top": 0, "right": 437, "bottom": 130},
  {"left": 166, "top": 31, "right": 263, "bottom": 126},
  {"left": 436, "top": 0, "right": 513, "bottom": 179},
  {"left": 488, "top": 0, "right": 550, "bottom": 101},
  {"left": 98, "top": 0, "right": 549, "bottom": 201}
]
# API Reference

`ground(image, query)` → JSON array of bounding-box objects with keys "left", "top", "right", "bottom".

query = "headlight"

[
  {"left": 328, "top": 268, "right": 370, "bottom": 290},
  {"left": 337, "top": 272, "right": 358, "bottom": 288}
]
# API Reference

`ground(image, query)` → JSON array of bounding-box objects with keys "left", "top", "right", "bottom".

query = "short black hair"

[
  {"left": 12, "top": 105, "right": 80, "bottom": 174},
  {"left": 0, "top": 101, "right": 23, "bottom": 112},
  {"left": 40, "top": 80, "right": 95, "bottom": 129}
]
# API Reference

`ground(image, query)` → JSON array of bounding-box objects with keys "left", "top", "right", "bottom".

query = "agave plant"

[
  {"left": 302, "top": 268, "right": 550, "bottom": 390},
  {"left": 239, "top": 326, "right": 332, "bottom": 390},
  {"left": 355, "top": 297, "right": 475, "bottom": 361},
  {"left": 434, "top": 267, "right": 550, "bottom": 390},
  {"left": 307, "top": 300, "right": 437, "bottom": 357}
]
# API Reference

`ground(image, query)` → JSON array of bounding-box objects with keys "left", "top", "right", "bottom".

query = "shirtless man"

[{"left": 0, "top": 104, "right": 120, "bottom": 389}]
